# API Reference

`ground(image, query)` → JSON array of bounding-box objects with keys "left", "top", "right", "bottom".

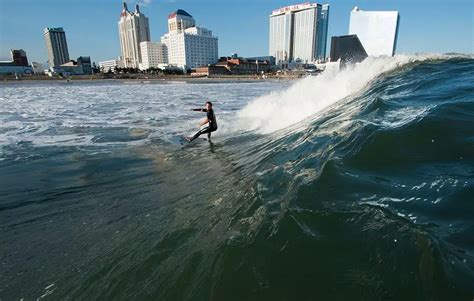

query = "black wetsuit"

[{"left": 190, "top": 108, "right": 217, "bottom": 141}]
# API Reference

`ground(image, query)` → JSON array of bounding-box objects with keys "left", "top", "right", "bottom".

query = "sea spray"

[{"left": 235, "top": 54, "right": 449, "bottom": 134}]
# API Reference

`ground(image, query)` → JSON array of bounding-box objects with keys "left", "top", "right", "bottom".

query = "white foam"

[
  {"left": 236, "top": 54, "right": 448, "bottom": 134},
  {"left": 0, "top": 81, "right": 284, "bottom": 148}
]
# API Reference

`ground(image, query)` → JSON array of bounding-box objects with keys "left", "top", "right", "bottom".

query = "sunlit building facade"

[
  {"left": 118, "top": 2, "right": 151, "bottom": 68},
  {"left": 161, "top": 10, "right": 218, "bottom": 70},
  {"left": 99, "top": 59, "right": 124, "bottom": 73},
  {"left": 140, "top": 41, "right": 168, "bottom": 70},
  {"left": 348, "top": 7, "right": 399, "bottom": 57},
  {"left": 269, "top": 3, "right": 329, "bottom": 63}
]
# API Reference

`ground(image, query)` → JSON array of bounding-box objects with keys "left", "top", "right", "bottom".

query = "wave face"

[
  {"left": 236, "top": 54, "right": 456, "bottom": 133},
  {"left": 1, "top": 55, "right": 473, "bottom": 300}
]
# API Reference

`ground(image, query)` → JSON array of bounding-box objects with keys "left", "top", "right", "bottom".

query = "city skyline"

[{"left": 0, "top": 0, "right": 473, "bottom": 65}]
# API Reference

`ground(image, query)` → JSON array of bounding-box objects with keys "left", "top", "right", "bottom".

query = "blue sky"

[{"left": 0, "top": 0, "right": 473, "bottom": 64}]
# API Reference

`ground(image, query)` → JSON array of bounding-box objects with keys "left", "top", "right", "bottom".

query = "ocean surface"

[{"left": 0, "top": 55, "right": 473, "bottom": 300}]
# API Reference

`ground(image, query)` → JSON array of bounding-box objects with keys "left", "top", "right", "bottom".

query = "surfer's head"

[{"left": 205, "top": 101, "right": 212, "bottom": 110}]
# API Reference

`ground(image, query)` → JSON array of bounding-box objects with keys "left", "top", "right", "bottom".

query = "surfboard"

[
  {"left": 171, "top": 136, "right": 207, "bottom": 146},
  {"left": 181, "top": 136, "right": 208, "bottom": 143},
  {"left": 179, "top": 136, "right": 190, "bottom": 145}
]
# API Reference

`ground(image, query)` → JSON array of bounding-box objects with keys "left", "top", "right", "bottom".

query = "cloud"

[
  {"left": 137, "top": 0, "right": 152, "bottom": 7},
  {"left": 136, "top": 0, "right": 179, "bottom": 7}
]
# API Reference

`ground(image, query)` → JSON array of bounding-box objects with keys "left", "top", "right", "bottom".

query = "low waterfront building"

[
  {"left": 217, "top": 56, "right": 272, "bottom": 74},
  {"left": 11, "top": 49, "right": 29, "bottom": 66},
  {"left": 0, "top": 62, "right": 33, "bottom": 75},
  {"left": 245, "top": 56, "right": 276, "bottom": 66},
  {"left": 99, "top": 59, "right": 124, "bottom": 73},
  {"left": 0, "top": 49, "right": 34, "bottom": 75},
  {"left": 51, "top": 61, "right": 84, "bottom": 76},
  {"left": 192, "top": 65, "right": 229, "bottom": 77},
  {"left": 161, "top": 9, "right": 218, "bottom": 70},
  {"left": 31, "top": 62, "right": 44, "bottom": 74},
  {"left": 77, "top": 56, "right": 92, "bottom": 74},
  {"left": 192, "top": 55, "right": 272, "bottom": 76},
  {"left": 48, "top": 56, "right": 93, "bottom": 76},
  {"left": 140, "top": 41, "right": 168, "bottom": 70}
]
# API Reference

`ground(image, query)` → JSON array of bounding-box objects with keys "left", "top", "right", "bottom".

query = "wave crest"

[{"left": 235, "top": 54, "right": 460, "bottom": 134}]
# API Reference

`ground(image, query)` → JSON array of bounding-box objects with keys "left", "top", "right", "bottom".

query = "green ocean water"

[{"left": 0, "top": 56, "right": 473, "bottom": 300}]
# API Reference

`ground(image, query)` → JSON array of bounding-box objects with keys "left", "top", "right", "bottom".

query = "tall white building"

[
  {"left": 349, "top": 7, "right": 400, "bottom": 57},
  {"left": 44, "top": 27, "right": 70, "bottom": 67},
  {"left": 118, "top": 2, "right": 150, "bottom": 68},
  {"left": 269, "top": 3, "right": 329, "bottom": 63},
  {"left": 140, "top": 41, "right": 168, "bottom": 70},
  {"left": 161, "top": 9, "right": 218, "bottom": 70}
]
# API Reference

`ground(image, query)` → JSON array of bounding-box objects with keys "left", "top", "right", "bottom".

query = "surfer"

[{"left": 187, "top": 101, "right": 218, "bottom": 142}]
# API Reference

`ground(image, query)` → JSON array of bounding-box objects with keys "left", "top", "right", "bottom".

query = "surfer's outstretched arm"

[{"left": 191, "top": 108, "right": 207, "bottom": 112}]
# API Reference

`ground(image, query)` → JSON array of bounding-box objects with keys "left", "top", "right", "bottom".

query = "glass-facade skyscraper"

[
  {"left": 348, "top": 7, "right": 400, "bottom": 57},
  {"left": 317, "top": 4, "right": 330, "bottom": 59},
  {"left": 269, "top": 3, "right": 330, "bottom": 63}
]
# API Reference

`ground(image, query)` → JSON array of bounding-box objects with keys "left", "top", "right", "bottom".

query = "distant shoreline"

[{"left": 0, "top": 74, "right": 300, "bottom": 85}]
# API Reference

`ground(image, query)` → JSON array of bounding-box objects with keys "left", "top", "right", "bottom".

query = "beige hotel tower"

[{"left": 118, "top": 2, "right": 150, "bottom": 68}]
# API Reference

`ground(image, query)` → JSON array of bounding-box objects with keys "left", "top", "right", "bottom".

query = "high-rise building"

[
  {"left": 44, "top": 27, "right": 70, "bottom": 67},
  {"left": 161, "top": 10, "right": 218, "bottom": 70},
  {"left": 348, "top": 7, "right": 400, "bottom": 57},
  {"left": 140, "top": 41, "right": 168, "bottom": 70},
  {"left": 11, "top": 49, "right": 29, "bottom": 66},
  {"left": 269, "top": 3, "right": 329, "bottom": 63},
  {"left": 167, "top": 9, "right": 195, "bottom": 34},
  {"left": 118, "top": 2, "right": 151, "bottom": 68}
]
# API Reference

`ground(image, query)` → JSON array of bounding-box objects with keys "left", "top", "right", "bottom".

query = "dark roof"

[
  {"left": 168, "top": 9, "right": 193, "bottom": 19},
  {"left": 215, "top": 61, "right": 236, "bottom": 67},
  {"left": 0, "top": 62, "right": 16, "bottom": 67},
  {"left": 176, "top": 9, "right": 192, "bottom": 17}
]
